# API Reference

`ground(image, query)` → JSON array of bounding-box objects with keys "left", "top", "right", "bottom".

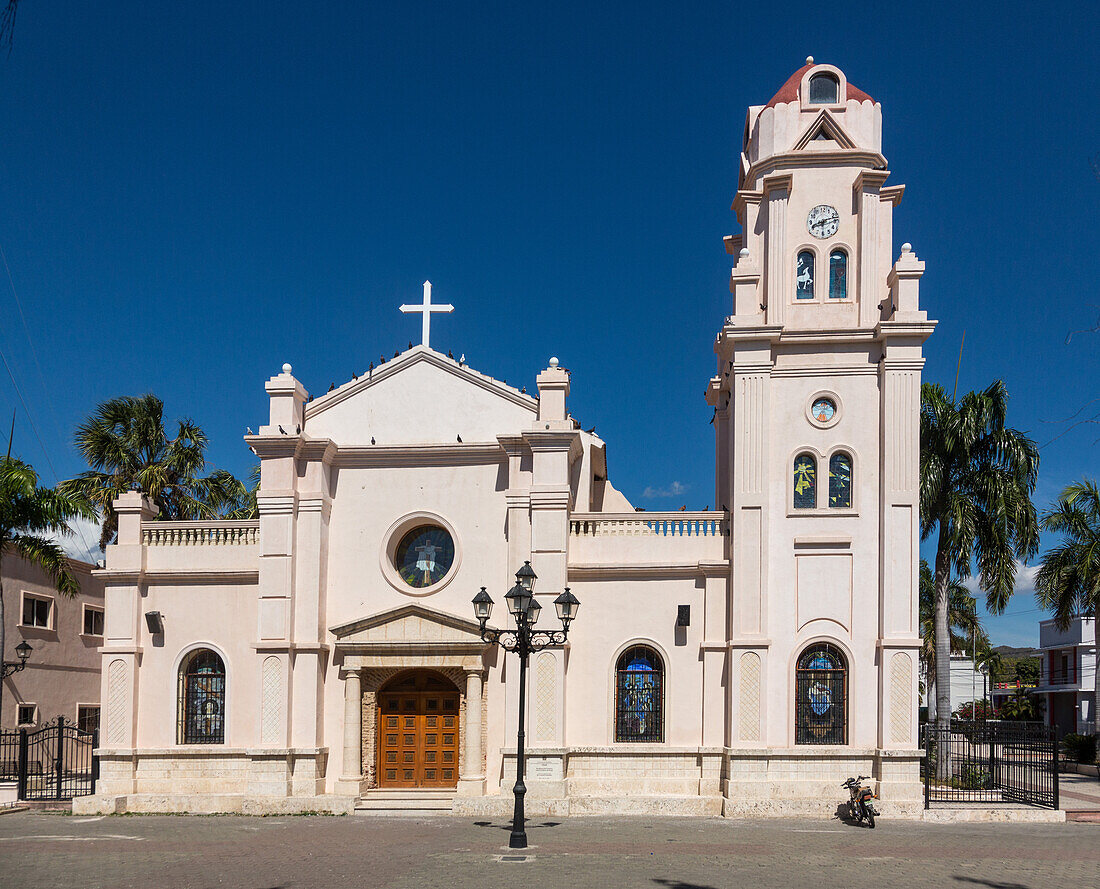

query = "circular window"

[
  {"left": 806, "top": 391, "right": 842, "bottom": 429},
  {"left": 811, "top": 397, "right": 836, "bottom": 423},
  {"left": 394, "top": 525, "right": 455, "bottom": 589}
]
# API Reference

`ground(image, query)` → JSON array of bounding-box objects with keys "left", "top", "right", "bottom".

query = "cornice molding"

[
  {"left": 742, "top": 150, "right": 887, "bottom": 193},
  {"left": 567, "top": 562, "right": 728, "bottom": 580},
  {"left": 334, "top": 442, "right": 505, "bottom": 468},
  {"left": 143, "top": 570, "right": 259, "bottom": 584}
]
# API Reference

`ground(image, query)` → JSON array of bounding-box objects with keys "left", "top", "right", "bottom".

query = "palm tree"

[
  {"left": 59, "top": 395, "right": 246, "bottom": 548},
  {"left": 1, "top": 456, "right": 96, "bottom": 723},
  {"left": 919, "top": 559, "right": 987, "bottom": 719},
  {"left": 1034, "top": 480, "right": 1100, "bottom": 732},
  {"left": 920, "top": 380, "right": 1039, "bottom": 746}
]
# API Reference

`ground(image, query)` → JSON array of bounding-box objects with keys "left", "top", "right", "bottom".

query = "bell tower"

[{"left": 708, "top": 59, "right": 935, "bottom": 802}]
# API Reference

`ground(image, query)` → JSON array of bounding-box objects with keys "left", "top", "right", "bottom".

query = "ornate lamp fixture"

[{"left": 472, "top": 561, "right": 580, "bottom": 849}]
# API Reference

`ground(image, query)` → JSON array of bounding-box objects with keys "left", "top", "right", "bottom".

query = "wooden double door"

[{"left": 377, "top": 671, "right": 460, "bottom": 788}]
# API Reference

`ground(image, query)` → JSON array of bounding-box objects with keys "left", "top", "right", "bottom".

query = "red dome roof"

[{"left": 764, "top": 63, "right": 874, "bottom": 108}]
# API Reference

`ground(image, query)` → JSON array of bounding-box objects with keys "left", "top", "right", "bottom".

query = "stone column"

[
  {"left": 457, "top": 669, "right": 485, "bottom": 797},
  {"left": 335, "top": 669, "right": 362, "bottom": 796}
]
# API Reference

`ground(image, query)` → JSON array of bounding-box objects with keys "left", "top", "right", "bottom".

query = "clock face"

[{"left": 807, "top": 204, "right": 839, "bottom": 239}]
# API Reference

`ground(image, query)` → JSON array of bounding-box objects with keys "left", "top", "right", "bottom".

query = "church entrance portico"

[{"left": 377, "top": 671, "right": 460, "bottom": 788}]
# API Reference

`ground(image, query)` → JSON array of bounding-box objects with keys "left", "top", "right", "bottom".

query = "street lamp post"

[
  {"left": 0, "top": 640, "right": 32, "bottom": 680},
  {"left": 472, "top": 562, "right": 579, "bottom": 850}
]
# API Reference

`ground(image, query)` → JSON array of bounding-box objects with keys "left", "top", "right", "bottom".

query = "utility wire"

[{"left": 0, "top": 241, "right": 100, "bottom": 560}]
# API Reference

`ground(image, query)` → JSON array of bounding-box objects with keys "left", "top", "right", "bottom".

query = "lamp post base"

[{"left": 509, "top": 781, "right": 527, "bottom": 848}]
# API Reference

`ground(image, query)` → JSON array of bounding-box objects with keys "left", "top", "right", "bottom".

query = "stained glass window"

[
  {"left": 795, "top": 643, "right": 847, "bottom": 745},
  {"left": 615, "top": 646, "right": 663, "bottom": 742},
  {"left": 793, "top": 453, "right": 817, "bottom": 509},
  {"left": 829, "top": 250, "right": 847, "bottom": 299},
  {"left": 796, "top": 251, "right": 815, "bottom": 299},
  {"left": 395, "top": 525, "right": 455, "bottom": 589},
  {"left": 829, "top": 452, "right": 852, "bottom": 508},
  {"left": 178, "top": 649, "right": 225, "bottom": 744},
  {"left": 811, "top": 397, "right": 836, "bottom": 423},
  {"left": 808, "top": 73, "right": 839, "bottom": 104}
]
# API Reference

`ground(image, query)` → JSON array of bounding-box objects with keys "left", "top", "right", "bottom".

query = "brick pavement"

[{"left": 0, "top": 811, "right": 1097, "bottom": 889}]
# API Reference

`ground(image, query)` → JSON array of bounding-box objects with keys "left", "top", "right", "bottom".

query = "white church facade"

[{"left": 78, "top": 60, "right": 935, "bottom": 818}]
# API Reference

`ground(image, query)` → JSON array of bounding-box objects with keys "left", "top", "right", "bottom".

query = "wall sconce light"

[
  {"left": 145, "top": 611, "right": 165, "bottom": 634},
  {"left": 677, "top": 605, "right": 690, "bottom": 627}
]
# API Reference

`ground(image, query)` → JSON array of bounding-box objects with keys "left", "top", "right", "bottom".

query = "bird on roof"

[
  {"left": 679, "top": 505, "right": 686, "bottom": 511},
  {"left": 307, "top": 395, "right": 313, "bottom": 402},
  {"left": 278, "top": 425, "right": 287, "bottom": 435},
  {"left": 408, "top": 341, "right": 413, "bottom": 350},
  {"left": 328, "top": 383, "right": 335, "bottom": 392},
  {"left": 393, "top": 350, "right": 399, "bottom": 358},
  {"left": 585, "top": 426, "right": 596, "bottom": 434},
  {"left": 457, "top": 434, "right": 462, "bottom": 443},
  {"left": 371, "top": 436, "right": 376, "bottom": 445},
  {"left": 353, "top": 373, "right": 358, "bottom": 380},
  {"left": 246, "top": 427, "right": 254, "bottom": 435},
  {"left": 521, "top": 387, "right": 526, "bottom": 394},
  {"left": 380, "top": 355, "right": 385, "bottom": 364},
  {"left": 296, "top": 424, "right": 301, "bottom": 434},
  {"left": 448, "top": 350, "right": 454, "bottom": 359}
]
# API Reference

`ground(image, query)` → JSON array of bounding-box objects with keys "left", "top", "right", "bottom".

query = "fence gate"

[
  {"left": 922, "top": 721, "right": 1058, "bottom": 809},
  {"left": 1, "top": 717, "right": 98, "bottom": 801}
]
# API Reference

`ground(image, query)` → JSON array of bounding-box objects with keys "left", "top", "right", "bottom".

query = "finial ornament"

[
  {"left": 739, "top": 247, "right": 750, "bottom": 258},
  {"left": 805, "top": 55, "right": 814, "bottom": 65},
  {"left": 399, "top": 280, "right": 454, "bottom": 349},
  {"left": 901, "top": 242, "right": 912, "bottom": 253},
  {"left": 282, "top": 363, "right": 292, "bottom": 374},
  {"left": 549, "top": 357, "right": 559, "bottom": 368}
]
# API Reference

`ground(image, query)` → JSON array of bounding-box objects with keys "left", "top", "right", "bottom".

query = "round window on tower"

[{"left": 806, "top": 392, "right": 842, "bottom": 429}]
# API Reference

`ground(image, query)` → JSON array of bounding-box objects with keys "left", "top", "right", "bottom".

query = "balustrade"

[
  {"left": 569, "top": 513, "right": 727, "bottom": 539},
  {"left": 142, "top": 521, "right": 259, "bottom": 546}
]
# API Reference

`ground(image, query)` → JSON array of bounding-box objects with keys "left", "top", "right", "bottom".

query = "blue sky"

[{"left": 0, "top": 2, "right": 1097, "bottom": 647}]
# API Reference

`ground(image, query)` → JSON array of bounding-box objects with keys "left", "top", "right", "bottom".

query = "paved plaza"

[{"left": 0, "top": 810, "right": 1097, "bottom": 889}]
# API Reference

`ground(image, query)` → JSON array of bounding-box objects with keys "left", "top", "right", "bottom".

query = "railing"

[
  {"left": 921, "top": 721, "right": 1058, "bottom": 810},
  {"left": 1042, "top": 668, "right": 1077, "bottom": 686},
  {"left": 569, "top": 512, "right": 728, "bottom": 538},
  {"left": 143, "top": 520, "right": 259, "bottom": 546},
  {"left": 0, "top": 717, "right": 98, "bottom": 800}
]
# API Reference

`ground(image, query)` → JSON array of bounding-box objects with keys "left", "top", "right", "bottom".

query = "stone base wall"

[{"left": 89, "top": 747, "right": 328, "bottom": 799}]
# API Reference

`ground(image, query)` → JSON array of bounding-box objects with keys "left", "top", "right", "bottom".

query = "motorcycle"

[{"left": 841, "top": 775, "right": 879, "bottom": 828}]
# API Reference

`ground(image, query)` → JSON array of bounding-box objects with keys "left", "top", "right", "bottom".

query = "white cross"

[{"left": 400, "top": 280, "right": 453, "bottom": 349}]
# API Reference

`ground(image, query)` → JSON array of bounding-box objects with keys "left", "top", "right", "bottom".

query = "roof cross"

[{"left": 400, "top": 281, "right": 453, "bottom": 349}]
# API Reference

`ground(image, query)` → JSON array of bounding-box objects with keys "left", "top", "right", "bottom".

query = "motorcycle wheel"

[{"left": 867, "top": 811, "right": 875, "bottom": 829}]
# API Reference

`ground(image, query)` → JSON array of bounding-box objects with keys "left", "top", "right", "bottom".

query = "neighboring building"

[
  {"left": 1036, "top": 617, "right": 1095, "bottom": 736},
  {"left": 80, "top": 59, "right": 935, "bottom": 818},
  {"left": 923, "top": 653, "right": 989, "bottom": 719},
  {"left": 1, "top": 551, "right": 105, "bottom": 733}
]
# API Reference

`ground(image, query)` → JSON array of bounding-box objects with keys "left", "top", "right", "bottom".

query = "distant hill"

[{"left": 993, "top": 645, "right": 1041, "bottom": 659}]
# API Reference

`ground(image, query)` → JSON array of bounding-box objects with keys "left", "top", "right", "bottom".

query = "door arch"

[{"left": 376, "top": 670, "right": 460, "bottom": 788}]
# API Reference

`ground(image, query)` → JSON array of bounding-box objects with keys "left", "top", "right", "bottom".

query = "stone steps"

[{"left": 354, "top": 789, "right": 456, "bottom": 816}]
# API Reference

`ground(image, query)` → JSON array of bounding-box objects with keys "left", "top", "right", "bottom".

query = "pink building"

[{"left": 1, "top": 552, "right": 105, "bottom": 733}]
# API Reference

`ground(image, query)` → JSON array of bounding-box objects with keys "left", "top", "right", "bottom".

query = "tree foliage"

[{"left": 58, "top": 395, "right": 251, "bottom": 547}]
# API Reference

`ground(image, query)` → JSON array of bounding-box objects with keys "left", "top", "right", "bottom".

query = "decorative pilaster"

[
  {"left": 762, "top": 174, "right": 792, "bottom": 325},
  {"left": 457, "top": 669, "right": 485, "bottom": 796},
  {"left": 335, "top": 669, "right": 363, "bottom": 796}
]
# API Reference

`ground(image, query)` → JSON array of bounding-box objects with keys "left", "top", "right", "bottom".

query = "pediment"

[
  {"left": 792, "top": 110, "right": 857, "bottom": 151},
  {"left": 330, "top": 602, "right": 488, "bottom": 647},
  {"left": 302, "top": 346, "right": 537, "bottom": 446}
]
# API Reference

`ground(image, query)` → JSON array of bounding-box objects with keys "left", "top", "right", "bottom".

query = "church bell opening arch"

[{"left": 376, "top": 670, "right": 461, "bottom": 788}]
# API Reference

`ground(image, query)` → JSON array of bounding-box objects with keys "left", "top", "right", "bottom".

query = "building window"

[
  {"left": 21, "top": 595, "right": 52, "bottom": 629},
  {"left": 83, "top": 606, "right": 104, "bottom": 637},
  {"left": 829, "top": 453, "right": 853, "bottom": 508},
  {"left": 615, "top": 645, "right": 664, "bottom": 742},
  {"left": 394, "top": 525, "right": 455, "bottom": 589},
  {"left": 77, "top": 705, "right": 101, "bottom": 735},
  {"left": 793, "top": 453, "right": 817, "bottom": 509},
  {"left": 795, "top": 643, "right": 848, "bottom": 745},
  {"left": 829, "top": 250, "right": 847, "bottom": 299},
  {"left": 177, "top": 649, "right": 226, "bottom": 744},
  {"left": 808, "top": 73, "right": 839, "bottom": 104},
  {"left": 796, "top": 251, "right": 815, "bottom": 299},
  {"left": 17, "top": 704, "right": 37, "bottom": 726}
]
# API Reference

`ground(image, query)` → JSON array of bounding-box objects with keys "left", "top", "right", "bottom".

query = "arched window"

[
  {"left": 615, "top": 645, "right": 663, "bottom": 742},
  {"left": 808, "top": 73, "right": 839, "bottom": 104},
  {"left": 829, "top": 250, "right": 847, "bottom": 299},
  {"left": 178, "top": 649, "right": 225, "bottom": 744},
  {"left": 796, "top": 251, "right": 815, "bottom": 299},
  {"left": 795, "top": 643, "right": 847, "bottom": 745},
  {"left": 829, "top": 452, "right": 852, "bottom": 508},
  {"left": 793, "top": 453, "right": 817, "bottom": 509}
]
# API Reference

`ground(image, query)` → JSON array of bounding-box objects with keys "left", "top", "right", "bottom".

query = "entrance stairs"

[{"left": 354, "top": 789, "right": 455, "bottom": 817}]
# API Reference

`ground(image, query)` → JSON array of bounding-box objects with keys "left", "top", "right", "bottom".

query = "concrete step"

[{"left": 354, "top": 789, "right": 456, "bottom": 816}]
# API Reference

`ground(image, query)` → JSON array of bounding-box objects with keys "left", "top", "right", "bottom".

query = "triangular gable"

[
  {"left": 330, "top": 602, "right": 488, "bottom": 646},
  {"left": 302, "top": 346, "right": 538, "bottom": 446},
  {"left": 792, "top": 110, "right": 857, "bottom": 151}
]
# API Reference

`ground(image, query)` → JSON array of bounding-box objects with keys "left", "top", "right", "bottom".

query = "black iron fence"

[
  {"left": 921, "top": 721, "right": 1058, "bottom": 809},
  {"left": 0, "top": 716, "right": 98, "bottom": 800}
]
